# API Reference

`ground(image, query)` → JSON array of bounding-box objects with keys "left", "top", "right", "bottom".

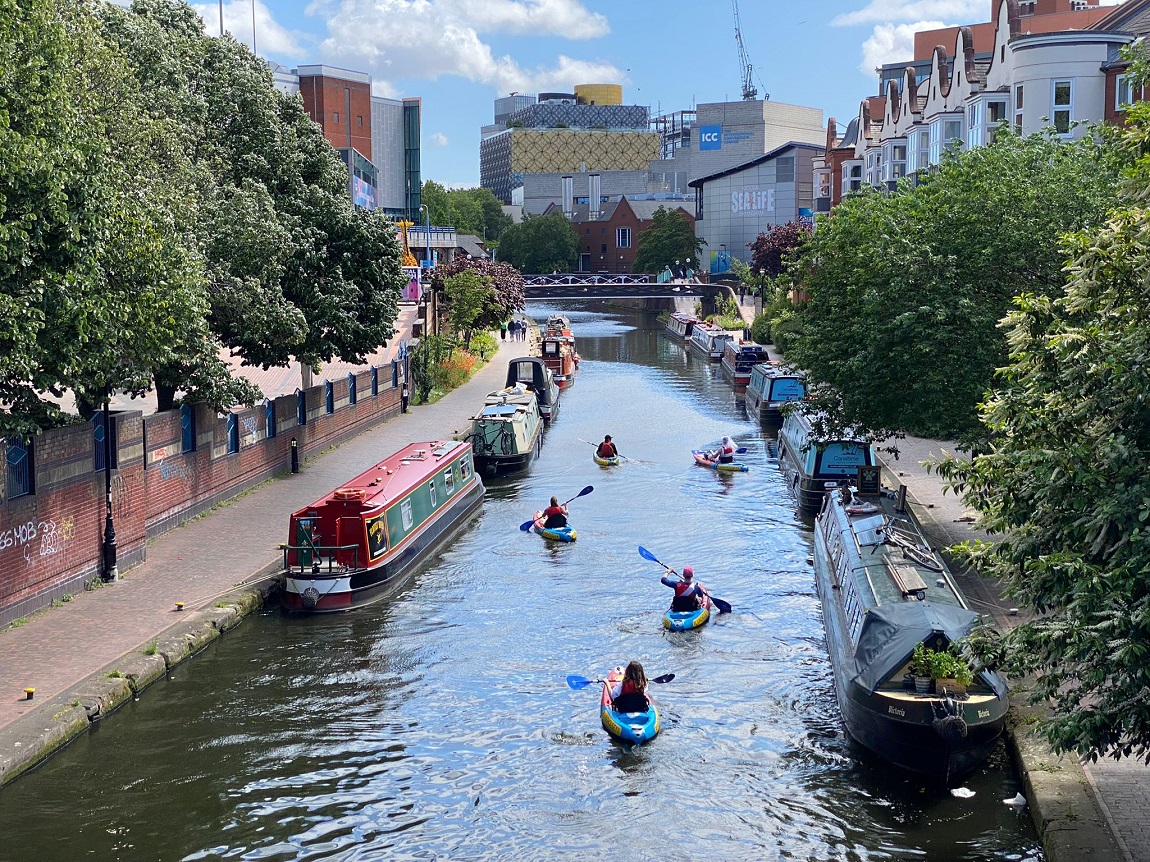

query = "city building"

[
  {"left": 814, "top": 0, "right": 1148, "bottom": 211},
  {"left": 271, "top": 63, "right": 421, "bottom": 217},
  {"left": 689, "top": 142, "right": 824, "bottom": 273},
  {"left": 542, "top": 197, "right": 695, "bottom": 274}
]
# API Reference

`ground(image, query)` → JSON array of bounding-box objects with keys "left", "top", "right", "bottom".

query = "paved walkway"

[{"left": 0, "top": 323, "right": 534, "bottom": 737}]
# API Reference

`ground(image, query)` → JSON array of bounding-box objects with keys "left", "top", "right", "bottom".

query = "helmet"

[{"left": 682, "top": 565, "right": 694, "bottom": 578}]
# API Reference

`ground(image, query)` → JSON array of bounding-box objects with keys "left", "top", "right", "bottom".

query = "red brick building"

[
  {"left": 297, "top": 64, "right": 373, "bottom": 160},
  {"left": 545, "top": 197, "right": 695, "bottom": 273}
]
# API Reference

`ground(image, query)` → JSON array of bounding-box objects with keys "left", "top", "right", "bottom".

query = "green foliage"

[
  {"left": 441, "top": 269, "right": 491, "bottom": 347},
  {"left": 788, "top": 129, "right": 1121, "bottom": 442},
  {"left": 470, "top": 331, "right": 498, "bottom": 361},
  {"left": 749, "top": 221, "right": 812, "bottom": 278},
  {"left": 631, "top": 207, "right": 704, "bottom": 274},
  {"left": 910, "top": 643, "right": 973, "bottom": 685},
  {"left": 430, "top": 257, "right": 525, "bottom": 334},
  {"left": 421, "top": 182, "right": 512, "bottom": 241},
  {"left": 762, "top": 283, "right": 801, "bottom": 354},
  {"left": 750, "top": 313, "right": 772, "bottom": 345},
  {"left": 496, "top": 212, "right": 579, "bottom": 273}
]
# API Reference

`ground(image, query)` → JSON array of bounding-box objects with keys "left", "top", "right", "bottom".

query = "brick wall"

[{"left": 0, "top": 361, "right": 404, "bottom": 626}]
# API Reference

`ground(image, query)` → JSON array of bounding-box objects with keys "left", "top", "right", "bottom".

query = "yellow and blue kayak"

[
  {"left": 593, "top": 453, "right": 620, "bottom": 467},
  {"left": 664, "top": 596, "right": 712, "bottom": 631},
  {"left": 692, "top": 449, "right": 749, "bottom": 473},
  {"left": 599, "top": 667, "right": 659, "bottom": 744},
  {"left": 532, "top": 511, "right": 576, "bottom": 542}
]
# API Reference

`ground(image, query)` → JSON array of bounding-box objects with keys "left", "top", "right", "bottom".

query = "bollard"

[
  {"left": 24, "top": 688, "right": 34, "bottom": 700},
  {"left": 290, "top": 437, "right": 299, "bottom": 473}
]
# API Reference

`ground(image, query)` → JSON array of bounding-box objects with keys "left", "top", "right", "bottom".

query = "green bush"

[
  {"left": 471, "top": 331, "right": 497, "bottom": 361},
  {"left": 750, "top": 312, "right": 771, "bottom": 344}
]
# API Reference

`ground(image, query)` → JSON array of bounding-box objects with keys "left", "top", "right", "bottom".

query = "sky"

[{"left": 184, "top": 0, "right": 1124, "bottom": 188}]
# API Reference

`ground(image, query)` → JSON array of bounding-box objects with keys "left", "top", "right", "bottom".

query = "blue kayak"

[
  {"left": 599, "top": 668, "right": 659, "bottom": 744},
  {"left": 532, "top": 511, "right": 577, "bottom": 542},
  {"left": 692, "top": 450, "right": 749, "bottom": 473},
  {"left": 663, "top": 596, "right": 713, "bottom": 631}
]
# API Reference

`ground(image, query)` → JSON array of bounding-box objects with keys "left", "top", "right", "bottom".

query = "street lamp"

[
  {"left": 101, "top": 384, "right": 117, "bottom": 582},
  {"left": 757, "top": 268, "right": 766, "bottom": 316},
  {"left": 418, "top": 204, "right": 430, "bottom": 267}
]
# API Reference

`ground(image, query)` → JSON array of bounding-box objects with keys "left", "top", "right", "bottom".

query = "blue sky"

[{"left": 186, "top": 0, "right": 1117, "bottom": 188}]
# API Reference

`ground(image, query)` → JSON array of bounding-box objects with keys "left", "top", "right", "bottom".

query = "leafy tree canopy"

[
  {"left": 631, "top": 207, "right": 703, "bottom": 274},
  {"left": 931, "top": 41, "right": 1150, "bottom": 765},
  {"left": 788, "top": 129, "right": 1120, "bottom": 442},
  {"left": 430, "top": 257, "right": 525, "bottom": 333},
  {"left": 421, "top": 182, "right": 513, "bottom": 242},
  {"left": 496, "top": 212, "right": 579, "bottom": 274},
  {"left": 749, "top": 221, "right": 812, "bottom": 278}
]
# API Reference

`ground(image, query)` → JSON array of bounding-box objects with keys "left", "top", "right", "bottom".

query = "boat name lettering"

[
  {"left": 978, "top": 709, "right": 990, "bottom": 719},
  {"left": 887, "top": 705, "right": 906, "bottom": 717}
]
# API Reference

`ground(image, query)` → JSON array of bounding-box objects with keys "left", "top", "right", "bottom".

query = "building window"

[
  {"left": 929, "top": 119, "right": 942, "bottom": 166},
  {"left": 943, "top": 118, "right": 963, "bottom": 151},
  {"left": 601, "top": 243, "right": 607, "bottom": 254},
  {"left": 865, "top": 150, "right": 880, "bottom": 186},
  {"left": 1117, "top": 75, "right": 1134, "bottom": 112},
  {"left": 332, "top": 111, "right": 340, "bottom": 124},
  {"left": 967, "top": 101, "right": 983, "bottom": 149},
  {"left": 843, "top": 162, "right": 862, "bottom": 193},
  {"left": 181, "top": 403, "right": 196, "bottom": 453},
  {"left": 227, "top": 414, "right": 239, "bottom": 454},
  {"left": 1014, "top": 84, "right": 1024, "bottom": 132},
  {"left": 1053, "top": 80, "right": 1072, "bottom": 135},
  {"left": 586, "top": 227, "right": 590, "bottom": 235},
  {"left": 890, "top": 143, "right": 906, "bottom": 180},
  {"left": 616, "top": 227, "right": 631, "bottom": 248},
  {"left": 907, "top": 130, "right": 919, "bottom": 174},
  {"left": 6, "top": 437, "right": 33, "bottom": 499},
  {"left": 987, "top": 100, "right": 1007, "bottom": 144},
  {"left": 357, "top": 115, "right": 363, "bottom": 126}
]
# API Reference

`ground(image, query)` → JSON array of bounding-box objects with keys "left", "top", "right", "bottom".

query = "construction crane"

[{"left": 732, "top": 0, "right": 758, "bottom": 101}]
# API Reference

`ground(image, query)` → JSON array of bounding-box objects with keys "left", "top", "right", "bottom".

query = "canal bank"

[{"left": 0, "top": 327, "right": 535, "bottom": 788}]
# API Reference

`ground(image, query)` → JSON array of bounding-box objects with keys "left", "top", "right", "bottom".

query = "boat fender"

[
  {"left": 301, "top": 587, "right": 320, "bottom": 609},
  {"left": 932, "top": 699, "right": 969, "bottom": 742},
  {"left": 333, "top": 488, "right": 367, "bottom": 502}
]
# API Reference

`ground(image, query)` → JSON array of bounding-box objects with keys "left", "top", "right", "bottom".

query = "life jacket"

[
  {"left": 597, "top": 443, "right": 615, "bottom": 457},
  {"left": 619, "top": 678, "right": 642, "bottom": 696},
  {"left": 674, "top": 580, "right": 697, "bottom": 598}
]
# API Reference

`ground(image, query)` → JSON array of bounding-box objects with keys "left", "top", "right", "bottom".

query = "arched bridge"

[{"left": 522, "top": 273, "right": 720, "bottom": 300}]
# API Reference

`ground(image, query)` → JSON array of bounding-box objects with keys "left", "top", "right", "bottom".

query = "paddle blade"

[
  {"left": 652, "top": 673, "right": 675, "bottom": 684},
  {"left": 712, "top": 597, "right": 733, "bottom": 614},
  {"left": 566, "top": 675, "right": 597, "bottom": 690},
  {"left": 575, "top": 485, "right": 594, "bottom": 498},
  {"left": 735, "top": 447, "right": 748, "bottom": 454},
  {"left": 637, "top": 546, "right": 660, "bottom": 564},
  {"left": 519, "top": 519, "right": 535, "bottom": 532}
]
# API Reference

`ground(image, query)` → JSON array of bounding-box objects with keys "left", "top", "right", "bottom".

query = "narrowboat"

[
  {"left": 280, "top": 440, "right": 484, "bottom": 612},
  {"left": 599, "top": 667, "right": 660, "bottom": 745},
  {"left": 719, "top": 341, "right": 772, "bottom": 390},
  {"left": 541, "top": 334, "right": 578, "bottom": 389},
  {"left": 687, "top": 322, "right": 737, "bottom": 362},
  {"left": 814, "top": 486, "right": 1008, "bottom": 783},
  {"left": 745, "top": 364, "right": 806, "bottom": 424},
  {"left": 778, "top": 410, "right": 876, "bottom": 515},
  {"left": 664, "top": 311, "right": 698, "bottom": 342},
  {"left": 468, "top": 383, "right": 542, "bottom": 477},
  {"left": 505, "top": 357, "right": 560, "bottom": 424}
]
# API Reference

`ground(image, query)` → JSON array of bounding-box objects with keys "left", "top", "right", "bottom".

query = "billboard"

[{"left": 699, "top": 125, "right": 722, "bottom": 151}]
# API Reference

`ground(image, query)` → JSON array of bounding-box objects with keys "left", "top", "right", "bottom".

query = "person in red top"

[
  {"left": 541, "top": 496, "right": 568, "bottom": 528},
  {"left": 596, "top": 435, "right": 619, "bottom": 459},
  {"left": 707, "top": 435, "right": 736, "bottom": 464},
  {"left": 610, "top": 661, "right": 650, "bottom": 712},
  {"left": 661, "top": 565, "right": 710, "bottom": 611}
]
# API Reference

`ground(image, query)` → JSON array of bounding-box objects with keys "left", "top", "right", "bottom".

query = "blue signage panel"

[{"left": 699, "top": 125, "right": 722, "bottom": 150}]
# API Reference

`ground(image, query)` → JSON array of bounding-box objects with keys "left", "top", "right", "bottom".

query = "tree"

[
  {"left": 418, "top": 183, "right": 513, "bottom": 242},
  {"left": 931, "top": 44, "right": 1150, "bottom": 764},
  {"left": 631, "top": 207, "right": 703, "bottom": 273},
  {"left": 440, "top": 269, "right": 490, "bottom": 348},
  {"left": 749, "top": 221, "right": 811, "bottom": 278},
  {"left": 430, "top": 257, "right": 525, "bottom": 332},
  {"left": 788, "top": 129, "right": 1120, "bottom": 442},
  {"left": 496, "top": 213, "right": 579, "bottom": 273}
]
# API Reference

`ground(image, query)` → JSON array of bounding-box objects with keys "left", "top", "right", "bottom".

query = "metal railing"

[{"left": 282, "top": 543, "right": 363, "bottom": 576}]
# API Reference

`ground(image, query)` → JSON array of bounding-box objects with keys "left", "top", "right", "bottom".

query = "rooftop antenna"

[{"left": 732, "top": 0, "right": 758, "bottom": 101}]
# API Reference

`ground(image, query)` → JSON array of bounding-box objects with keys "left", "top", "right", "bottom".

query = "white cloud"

[
  {"left": 832, "top": 0, "right": 983, "bottom": 27},
  {"left": 431, "top": 132, "right": 449, "bottom": 146},
  {"left": 303, "top": 0, "right": 622, "bottom": 94},
  {"left": 191, "top": 1, "right": 307, "bottom": 57},
  {"left": 859, "top": 20, "right": 946, "bottom": 76}
]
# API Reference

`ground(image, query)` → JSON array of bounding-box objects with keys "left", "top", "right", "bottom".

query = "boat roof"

[
  {"left": 295, "top": 440, "right": 469, "bottom": 513},
  {"left": 750, "top": 363, "right": 803, "bottom": 381}
]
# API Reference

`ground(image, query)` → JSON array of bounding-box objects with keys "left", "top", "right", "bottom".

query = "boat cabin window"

[
  {"left": 401, "top": 498, "right": 414, "bottom": 530},
  {"left": 429, "top": 480, "right": 437, "bottom": 508},
  {"left": 813, "top": 442, "right": 872, "bottom": 479},
  {"left": 543, "top": 341, "right": 559, "bottom": 356},
  {"left": 769, "top": 378, "right": 806, "bottom": 402},
  {"left": 460, "top": 455, "right": 473, "bottom": 479},
  {"left": 443, "top": 467, "right": 455, "bottom": 494}
]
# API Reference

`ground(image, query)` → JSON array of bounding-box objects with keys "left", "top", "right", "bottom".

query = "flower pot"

[{"left": 914, "top": 675, "right": 933, "bottom": 694}]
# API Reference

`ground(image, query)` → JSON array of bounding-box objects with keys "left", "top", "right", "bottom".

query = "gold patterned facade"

[{"left": 509, "top": 130, "right": 660, "bottom": 174}]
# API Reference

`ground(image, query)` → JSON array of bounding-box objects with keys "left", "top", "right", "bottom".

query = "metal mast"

[{"left": 733, "top": 0, "right": 757, "bottom": 101}]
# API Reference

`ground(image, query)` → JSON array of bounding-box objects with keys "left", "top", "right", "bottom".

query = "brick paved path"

[{"left": 0, "top": 326, "right": 531, "bottom": 735}]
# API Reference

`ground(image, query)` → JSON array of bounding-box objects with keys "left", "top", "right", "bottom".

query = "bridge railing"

[{"left": 523, "top": 273, "right": 657, "bottom": 286}]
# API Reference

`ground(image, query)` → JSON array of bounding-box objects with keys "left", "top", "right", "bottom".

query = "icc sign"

[{"left": 699, "top": 125, "right": 722, "bottom": 151}]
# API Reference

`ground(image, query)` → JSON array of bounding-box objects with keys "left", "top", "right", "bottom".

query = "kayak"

[
  {"left": 599, "top": 667, "right": 660, "bottom": 744},
  {"left": 532, "top": 511, "right": 577, "bottom": 542},
  {"left": 692, "top": 450, "right": 749, "bottom": 473},
  {"left": 664, "top": 595, "right": 712, "bottom": 631},
  {"left": 593, "top": 453, "right": 620, "bottom": 467}
]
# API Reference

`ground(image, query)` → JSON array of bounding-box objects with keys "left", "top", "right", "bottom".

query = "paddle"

[
  {"left": 580, "top": 438, "right": 628, "bottom": 461},
  {"left": 566, "top": 673, "right": 675, "bottom": 690},
  {"left": 637, "top": 545, "right": 733, "bottom": 614},
  {"left": 519, "top": 485, "right": 594, "bottom": 531}
]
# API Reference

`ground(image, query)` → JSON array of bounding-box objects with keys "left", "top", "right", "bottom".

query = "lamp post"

[
  {"left": 101, "top": 385, "right": 118, "bottom": 582},
  {"left": 757, "top": 269, "right": 766, "bottom": 317}
]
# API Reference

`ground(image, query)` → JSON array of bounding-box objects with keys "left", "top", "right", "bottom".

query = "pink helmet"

[{"left": 682, "top": 565, "right": 694, "bottom": 578}]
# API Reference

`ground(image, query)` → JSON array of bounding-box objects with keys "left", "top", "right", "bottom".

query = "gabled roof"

[
  {"left": 1091, "top": 0, "right": 1150, "bottom": 34},
  {"left": 687, "top": 141, "right": 826, "bottom": 188}
]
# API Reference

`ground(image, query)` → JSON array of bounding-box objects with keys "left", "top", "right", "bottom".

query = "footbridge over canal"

[{"left": 522, "top": 273, "right": 722, "bottom": 301}]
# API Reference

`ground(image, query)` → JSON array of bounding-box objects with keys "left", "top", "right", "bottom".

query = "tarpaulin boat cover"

[{"left": 851, "top": 602, "right": 1007, "bottom": 697}]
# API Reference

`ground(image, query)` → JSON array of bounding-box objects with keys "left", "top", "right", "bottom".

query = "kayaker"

[
  {"left": 541, "top": 496, "right": 569, "bottom": 529},
  {"left": 596, "top": 435, "right": 619, "bottom": 459},
  {"left": 662, "top": 565, "right": 709, "bottom": 611},
  {"left": 708, "top": 435, "right": 736, "bottom": 464},
  {"left": 610, "top": 661, "right": 650, "bottom": 712}
]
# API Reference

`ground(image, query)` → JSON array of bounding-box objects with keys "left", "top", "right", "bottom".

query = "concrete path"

[{"left": 0, "top": 324, "right": 534, "bottom": 737}]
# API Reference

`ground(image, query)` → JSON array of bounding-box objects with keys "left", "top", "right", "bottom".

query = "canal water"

[{"left": 0, "top": 303, "right": 1042, "bottom": 861}]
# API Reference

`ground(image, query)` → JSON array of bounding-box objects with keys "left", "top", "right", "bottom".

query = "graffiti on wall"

[{"left": 1, "top": 515, "right": 76, "bottom": 565}]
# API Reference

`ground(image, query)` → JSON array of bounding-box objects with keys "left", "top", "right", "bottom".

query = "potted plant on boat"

[
  {"left": 909, "top": 643, "right": 934, "bottom": 694},
  {"left": 929, "top": 648, "right": 974, "bottom": 695}
]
